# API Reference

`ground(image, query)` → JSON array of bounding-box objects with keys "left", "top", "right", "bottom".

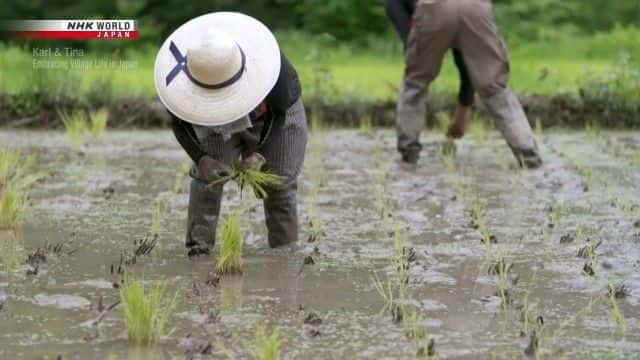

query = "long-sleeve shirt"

[
  {"left": 171, "top": 51, "right": 302, "bottom": 163},
  {"left": 385, "top": 0, "right": 475, "bottom": 106}
]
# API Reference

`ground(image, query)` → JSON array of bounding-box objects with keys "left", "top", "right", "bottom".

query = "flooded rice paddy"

[{"left": 0, "top": 128, "right": 639, "bottom": 359}]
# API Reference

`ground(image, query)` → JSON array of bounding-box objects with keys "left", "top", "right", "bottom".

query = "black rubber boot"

[
  {"left": 399, "top": 142, "right": 422, "bottom": 165},
  {"left": 263, "top": 186, "right": 298, "bottom": 248},
  {"left": 186, "top": 179, "right": 222, "bottom": 256}
]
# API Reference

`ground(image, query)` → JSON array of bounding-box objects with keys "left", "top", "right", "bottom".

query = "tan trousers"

[{"left": 397, "top": 0, "right": 541, "bottom": 167}]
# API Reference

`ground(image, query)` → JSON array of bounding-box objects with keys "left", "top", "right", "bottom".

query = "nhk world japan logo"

[{"left": 2, "top": 20, "right": 138, "bottom": 40}]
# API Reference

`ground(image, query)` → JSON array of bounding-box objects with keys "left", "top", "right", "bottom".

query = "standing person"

[
  {"left": 154, "top": 12, "right": 308, "bottom": 256},
  {"left": 395, "top": 0, "right": 542, "bottom": 168},
  {"left": 385, "top": 0, "right": 474, "bottom": 149}
]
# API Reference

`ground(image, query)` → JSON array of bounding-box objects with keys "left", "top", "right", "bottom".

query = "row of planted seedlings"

[
  {"left": 448, "top": 153, "right": 552, "bottom": 356},
  {"left": 111, "top": 156, "right": 284, "bottom": 357},
  {"left": 368, "top": 134, "right": 436, "bottom": 358},
  {"left": 551, "top": 134, "right": 633, "bottom": 333}
]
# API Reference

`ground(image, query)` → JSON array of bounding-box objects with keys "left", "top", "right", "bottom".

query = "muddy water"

[{"left": 0, "top": 129, "right": 639, "bottom": 359}]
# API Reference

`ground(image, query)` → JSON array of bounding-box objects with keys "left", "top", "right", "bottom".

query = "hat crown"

[{"left": 187, "top": 30, "right": 242, "bottom": 86}]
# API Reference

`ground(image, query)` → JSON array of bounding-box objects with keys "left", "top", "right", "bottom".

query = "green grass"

[
  {"left": 252, "top": 325, "right": 282, "bottom": 360},
  {"left": 57, "top": 108, "right": 87, "bottom": 149},
  {"left": 89, "top": 108, "right": 109, "bottom": 142},
  {"left": 120, "top": 275, "right": 179, "bottom": 346},
  {"left": 216, "top": 215, "right": 244, "bottom": 275},
  {"left": 2, "top": 27, "right": 638, "bottom": 102}
]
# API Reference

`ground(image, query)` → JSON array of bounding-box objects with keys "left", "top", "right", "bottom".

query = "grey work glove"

[
  {"left": 197, "top": 155, "right": 233, "bottom": 183},
  {"left": 238, "top": 152, "right": 266, "bottom": 172}
]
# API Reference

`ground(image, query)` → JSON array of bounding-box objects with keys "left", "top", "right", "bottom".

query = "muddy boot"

[
  {"left": 400, "top": 143, "right": 422, "bottom": 164},
  {"left": 186, "top": 178, "right": 222, "bottom": 256},
  {"left": 263, "top": 188, "right": 298, "bottom": 248},
  {"left": 483, "top": 88, "right": 542, "bottom": 168}
]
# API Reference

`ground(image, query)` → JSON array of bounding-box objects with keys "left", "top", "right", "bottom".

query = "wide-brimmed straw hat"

[{"left": 154, "top": 12, "right": 281, "bottom": 126}]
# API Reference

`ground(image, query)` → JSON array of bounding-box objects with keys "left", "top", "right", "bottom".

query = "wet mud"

[{"left": 0, "top": 129, "right": 639, "bottom": 359}]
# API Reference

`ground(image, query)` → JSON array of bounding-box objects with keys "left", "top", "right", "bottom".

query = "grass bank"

[{"left": 0, "top": 27, "right": 638, "bottom": 127}]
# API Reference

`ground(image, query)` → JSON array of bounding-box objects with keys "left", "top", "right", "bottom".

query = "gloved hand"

[
  {"left": 238, "top": 152, "right": 266, "bottom": 172},
  {"left": 197, "top": 155, "right": 233, "bottom": 183}
]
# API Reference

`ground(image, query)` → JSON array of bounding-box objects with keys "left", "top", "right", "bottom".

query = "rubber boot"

[
  {"left": 186, "top": 178, "right": 222, "bottom": 256},
  {"left": 263, "top": 186, "right": 298, "bottom": 248}
]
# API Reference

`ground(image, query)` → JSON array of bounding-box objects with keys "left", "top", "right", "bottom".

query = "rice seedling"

[
  {"left": 359, "top": 113, "right": 373, "bottom": 134},
  {"left": 371, "top": 271, "right": 405, "bottom": 315},
  {"left": 575, "top": 163, "right": 592, "bottom": 191},
  {"left": 89, "top": 108, "right": 109, "bottom": 142},
  {"left": 585, "top": 120, "right": 602, "bottom": 139},
  {"left": 469, "top": 115, "right": 488, "bottom": 144},
  {"left": 534, "top": 117, "right": 544, "bottom": 139},
  {"left": 441, "top": 140, "right": 456, "bottom": 171},
  {"left": 404, "top": 306, "right": 428, "bottom": 340},
  {"left": 608, "top": 279, "right": 626, "bottom": 332},
  {"left": 0, "top": 184, "right": 26, "bottom": 230},
  {"left": 435, "top": 111, "right": 451, "bottom": 135},
  {"left": 548, "top": 203, "right": 563, "bottom": 229},
  {"left": 494, "top": 252, "right": 512, "bottom": 310},
  {"left": 392, "top": 224, "right": 410, "bottom": 285},
  {"left": 0, "top": 232, "right": 24, "bottom": 271},
  {"left": 251, "top": 324, "right": 282, "bottom": 360},
  {"left": 57, "top": 108, "right": 87, "bottom": 149},
  {"left": 0, "top": 148, "right": 20, "bottom": 186},
  {"left": 469, "top": 197, "right": 493, "bottom": 250},
  {"left": 216, "top": 215, "right": 244, "bottom": 275},
  {"left": 120, "top": 275, "right": 179, "bottom": 346},
  {"left": 149, "top": 199, "right": 164, "bottom": 238},
  {"left": 172, "top": 157, "right": 192, "bottom": 194}
]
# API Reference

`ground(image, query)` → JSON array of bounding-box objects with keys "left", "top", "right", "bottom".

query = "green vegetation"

[
  {"left": 0, "top": 149, "right": 44, "bottom": 231},
  {"left": 0, "top": 148, "right": 20, "bottom": 186},
  {"left": 120, "top": 275, "right": 179, "bottom": 346},
  {"left": 233, "top": 168, "right": 282, "bottom": 199},
  {"left": 0, "top": 184, "right": 25, "bottom": 230},
  {"left": 172, "top": 157, "right": 192, "bottom": 194},
  {"left": 216, "top": 215, "right": 244, "bottom": 275},
  {"left": 57, "top": 109, "right": 87, "bottom": 149},
  {"left": 2, "top": 27, "right": 639, "bottom": 108},
  {"left": 89, "top": 108, "right": 109, "bottom": 142},
  {"left": 149, "top": 199, "right": 164, "bottom": 239},
  {"left": 608, "top": 280, "right": 626, "bottom": 332},
  {"left": 0, "top": 232, "right": 24, "bottom": 271},
  {"left": 252, "top": 325, "right": 283, "bottom": 360},
  {"left": 469, "top": 116, "right": 489, "bottom": 144}
]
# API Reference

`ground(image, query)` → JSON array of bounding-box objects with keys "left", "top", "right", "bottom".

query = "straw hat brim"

[{"left": 154, "top": 12, "right": 281, "bottom": 126}]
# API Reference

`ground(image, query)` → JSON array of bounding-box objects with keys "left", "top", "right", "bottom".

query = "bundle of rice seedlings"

[
  {"left": 89, "top": 108, "right": 109, "bottom": 142},
  {"left": 0, "top": 184, "right": 25, "bottom": 230},
  {"left": 252, "top": 324, "right": 282, "bottom": 360},
  {"left": 232, "top": 168, "right": 281, "bottom": 199},
  {"left": 120, "top": 275, "right": 179, "bottom": 346},
  {"left": 216, "top": 215, "right": 244, "bottom": 275},
  {"left": 57, "top": 108, "right": 87, "bottom": 149}
]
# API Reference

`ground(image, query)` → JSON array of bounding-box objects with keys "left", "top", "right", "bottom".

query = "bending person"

[{"left": 395, "top": 0, "right": 542, "bottom": 168}]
